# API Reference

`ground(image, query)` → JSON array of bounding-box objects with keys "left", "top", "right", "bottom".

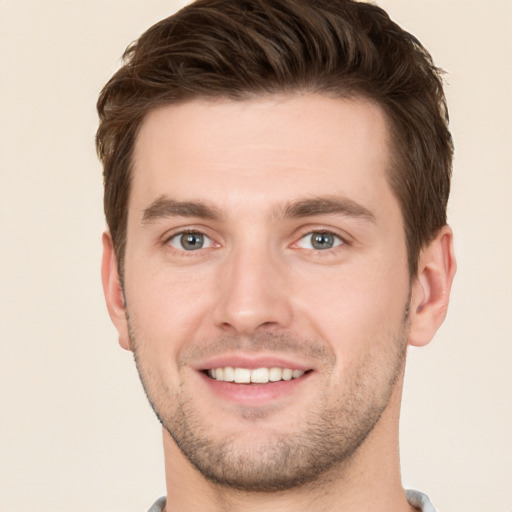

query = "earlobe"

[
  {"left": 101, "top": 231, "right": 132, "bottom": 351},
  {"left": 408, "top": 225, "right": 457, "bottom": 347}
]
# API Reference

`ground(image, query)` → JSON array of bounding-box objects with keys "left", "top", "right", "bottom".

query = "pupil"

[
  {"left": 312, "top": 232, "right": 334, "bottom": 250},
  {"left": 181, "top": 233, "right": 204, "bottom": 250}
]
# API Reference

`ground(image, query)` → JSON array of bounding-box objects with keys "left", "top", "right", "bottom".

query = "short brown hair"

[{"left": 96, "top": 0, "right": 453, "bottom": 278}]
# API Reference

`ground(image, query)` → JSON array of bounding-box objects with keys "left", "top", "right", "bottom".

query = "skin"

[{"left": 102, "top": 94, "right": 456, "bottom": 512}]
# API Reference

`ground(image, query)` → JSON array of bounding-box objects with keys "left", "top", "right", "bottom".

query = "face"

[{"left": 112, "top": 95, "right": 414, "bottom": 490}]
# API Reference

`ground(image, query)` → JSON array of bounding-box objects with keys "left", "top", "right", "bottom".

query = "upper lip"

[{"left": 192, "top": 353, "right": 315, "bottom": 372}]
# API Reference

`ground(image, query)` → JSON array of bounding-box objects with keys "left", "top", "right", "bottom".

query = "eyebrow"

[
  {"left": 141, "top": 194, "right": 375, "bottom": 224},
  {"left": 142, "top": 196, "right": 221, "bottom": 224},
  {"left": 279, "top": 196, "right": 376, "bottom": 222}
]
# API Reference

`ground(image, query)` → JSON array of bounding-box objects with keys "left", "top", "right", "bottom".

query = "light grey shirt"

[
  {"left": 406, "top": 489, "right": 438, "bottom": 512},
  {"left": 148, "top": 489, "right": 437, "bottom": 511}
]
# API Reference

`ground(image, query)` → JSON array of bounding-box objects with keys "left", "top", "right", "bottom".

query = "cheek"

[
  {"left": 124, "top": 263, "right": 216, "bottom": 352},
  {"left": 293, "top": 258, "right": 410, "bottom": 360}
]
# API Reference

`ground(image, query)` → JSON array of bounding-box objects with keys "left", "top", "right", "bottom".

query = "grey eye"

[
  {"left": 169, "top": 232, "right": 212, "bottom": 251},
  {"left": 297, "top": 231, "right": 343, "bottom": 250}
]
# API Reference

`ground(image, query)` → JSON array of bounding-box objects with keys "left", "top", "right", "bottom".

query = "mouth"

[
  {"left": 196, "top": 358, "right": 315, "bottom": 405},
  {"left": 204, "top": 367, "right": 311, "bottom": 384}
]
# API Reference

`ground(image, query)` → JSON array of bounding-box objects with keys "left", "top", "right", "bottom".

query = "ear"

[
  {"left": 408, "top": 225, "right": 457, "bottom": 347},
  {"left": 101, "top": 231, "right": 132, "bottom": 351}
]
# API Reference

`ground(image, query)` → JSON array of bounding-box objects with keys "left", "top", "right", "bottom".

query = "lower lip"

[{"left": 198, "top": 371, "right": 312, "bottom": 405}]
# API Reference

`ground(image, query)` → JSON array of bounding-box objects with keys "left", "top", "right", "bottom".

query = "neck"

[{"left": 161, "top": 380, "right": 415, "bottom": 512}]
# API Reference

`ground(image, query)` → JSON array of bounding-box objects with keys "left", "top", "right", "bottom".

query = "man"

[{"left": 97, "top": 0, "right": 456, "bottom": 510}]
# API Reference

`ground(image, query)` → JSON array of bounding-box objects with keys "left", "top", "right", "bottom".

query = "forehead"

[{"left": 130, "top": 94, "right": 395, "bottom": 217}]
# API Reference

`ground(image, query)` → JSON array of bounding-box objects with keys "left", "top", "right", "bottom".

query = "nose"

[{"left": 212, "top": 243, "right": 293, "bottom": 335}]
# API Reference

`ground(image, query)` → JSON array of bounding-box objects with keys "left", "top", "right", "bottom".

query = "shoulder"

[
  {"left": 406, "top": 489, "right": 438, "bottom": 512},
  {"left": 146, "top": 496, "right": 166, "bottom": 512}
]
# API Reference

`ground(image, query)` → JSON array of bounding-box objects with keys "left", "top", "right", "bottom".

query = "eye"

[
  {"left": 168, "top": 232, "right": 213, "bottom": 251},
  {"left": 297, "top": 231, "right": 344, "bottom": 250}
]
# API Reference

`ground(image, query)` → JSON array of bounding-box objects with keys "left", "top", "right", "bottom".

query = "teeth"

[
  {"left": 269, "top": 367, "right": 282, "bottom": 382},
  {"left": 251, "top": 367, "right": 269, "bottom": 383},
  {"left": 234, "top": 368, "right": 251, "bottom": 383},
  {"left": 282, "top": 368, "right": 293, "bottom": 381},
  {"left": 207, "top": 367, "right": 305, "bottom": 384},
  {"left": 223, "top": 366, "right": 234, "bottom": 382}
]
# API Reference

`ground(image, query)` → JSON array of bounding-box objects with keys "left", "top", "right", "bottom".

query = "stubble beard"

[{"left": 128, "top": 311, "right": 409, "bottom": 493}]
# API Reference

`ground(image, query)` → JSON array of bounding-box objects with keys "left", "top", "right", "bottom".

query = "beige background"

[{"left": 1, "top": 1, "right": 511, "bottom": 511}]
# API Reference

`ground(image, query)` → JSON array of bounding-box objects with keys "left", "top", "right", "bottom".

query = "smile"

[{"left": 207, "top": 367, "right": 307, "bottom": 384}]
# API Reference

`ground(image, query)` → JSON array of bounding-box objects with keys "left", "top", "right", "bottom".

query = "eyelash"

[
  {"left": 162, "top": 228, "right": 350, "bottom": 254},
  {"left": 164, "top": 230, "right": 215, "bottom": 252},
  {"left": 295, "top": 229, "right": 348, "bottom": 251}
]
